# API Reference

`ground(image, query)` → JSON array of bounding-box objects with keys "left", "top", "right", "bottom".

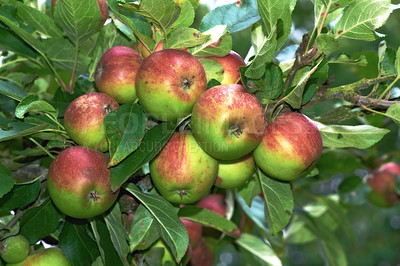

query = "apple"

[
  {"left": 136, "top": 49, "right": 207, "bottom": 121},
  {"left": 0, "top": 235, "right": 29, "bottom": 264},
  {"left": 253, "top": 112, "right": 323, "bottom": 181},
  {"left": 64, "top": 92, "right": 119, "bottom": 152},
  {"left": 191, "top": 84, "right": 266, "bottom": 160},
  {"left": 215, "top": 153, "right": 255, "bottom": 189},
  {"left": 149, "top": 132, "right": 218, "bottom": 204},
  {"left": 7, "top": 248, "right": 70, "bottom": 266},
  {"left": 190, "top": 238, "right": 214, "bottom": 266},
  {"left": 174, "top": 0, "right": 200, "bottom": 8},
  {"left": 94, "top": 46, "right": 143, "bottom": 103},
  {"left": 52, "top": 0, "right": 108, "bottom": 28},
  {"left": 202, "top": 51, "right": 246, "bottom": 85},
  {"left": 379, "top": 162, "right": 400, "bottom": 176},
  {"left": 47, "top": 146, "right": 119, "bottom": 219},
  {"left": 138, "top": 41, "right": 164, "bottom": 59},
  {"left": 197, "top": 193, "right": 226, "bottom": 217},
  {"left": 181, "top": 218, "right": 202, "bottom": 248},
  {"left": 367, "top": 170, "right": 399, "bottom": 207}
]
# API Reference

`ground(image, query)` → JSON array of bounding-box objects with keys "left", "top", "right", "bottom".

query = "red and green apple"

[{"left": 7, "top": 248, "right": 70, "bottom": 266}]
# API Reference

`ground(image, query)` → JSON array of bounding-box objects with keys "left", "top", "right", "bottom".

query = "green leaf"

[
  {"left": 188, "top": 25, "right": 232, "bottom": 57},
  {"left": 105, "top": 104, "right": 146, "bottom": 167},
  {"left": 170, "top": 1, "right": 195, "bottom": 30},
  {"left": 103, "top": 203, "right": 130, "bottom": 264},
  {"left": 317, "top": 149, "right": 363, "bottom": 175},
  {"left": 238, "top": 176, "right": 261, "bottom": 207},
  {"left": 0, "top": 162, "right": 15, "bottom": 199},
  {"left": 199, "top": 0, "right": 260, "bottom": 33},
  {"left": 235, "top": 233, "right": 282, "bottom": 266},
  {"left": 53, "top": 0, "right": 103, "bottom": 45},
  {"left": 199, "top": 58, "right": 224, "bottom": 84},
  {"left": 314, "top": 121, "right": 390, "bottom": 149},
  {"left": 285, "top": 60, "right": 322, "bottom": 109},
  {"left": 313, "top": 0, "right": 354, "bottom": 27},
  {"left": 334, "top": 0, "right": 392, "bottom": 41},
  {"left": 386, "top": 103, "right": 400, "bottom": 125},
  {"left": 395, "top": 46, "right": 400, "bottom": 75},
  {"left": 167, "top": 27, "right": 209, "bottom": 50},
  {"left": 19, "top": 198, "right": 61, "bottom": 244},
  {"left": 258, "top": 170, "right": 294, "bottom": 235},
  {"left": 125, "top": 184, "right": 189, "bottom": 263},
  {"left": 178, "top": 206, "right": 240, "bottom": 238},
  {"left": 124, "top": 0, "right": 180, "bottom": 32},
  {"left": 257, "top": 0, "right": 294, "bottom": 49},
  {"left": 0, "top": 80, "right": 27, "bottom": 101},
  {"left": 110, "top": 121, "right": 177, "bottom": 191},
  {"left": 15, "top": 95, "right": 57, "bottom": 119},
  {"left": 59, "top": 219, "right": 101, "bottom": 266},
  {"left": 0, "top": 122, "right": 49, "bottom": 143},
  {"left": 381, "top": 47, "right": 396, "bottom": 75},
  {"left": 0, "top": 180, "right": 40, "bottom": 212},
  {"left": 0, "top": 26, "right": 38, "bottom": 58},
  {"left": 317, "top": 33, "right": 340, "bottom": 55},
  {"left": 284, "top": 216, "right": 316, "bottom": 244},
  {"left": 129, "top": 205, "right": 160, "bottom": 251},
  {"left": 91, "top": 217, "right": 128, "bottom": 266}
]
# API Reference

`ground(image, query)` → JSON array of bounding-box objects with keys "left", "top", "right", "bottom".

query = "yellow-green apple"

[
  {"left": 64, "top": 92, "right": 119, "bottom": 152},
  {"left": 144, "top": 239, "right": 176, "bottom": 265},
  {"left": 94, "top": 46, "right": 143, "bottom": 103},
  {"left": 0, "top": 235, "right": 29, "bottom": 264},
  {"left": 149, "top": 132, "right": 218, "bottom": 204},
  {"left": 52, "top": 0, "right": 108, "bottom": 28},
  {"left": 202, "top": 51, "right": 245, "bottom": 85},
  {"left": 7, "top": 248, "right": 70, "bottom": 266},
  {"left": 174, "top": 0, "right": 200, "bottom": 8},
  {"left": 367, "top": 169, "right": 399, "bottom": 207},
  {"left": 191, "top": 84, "right": 266, "bottom": 160},
  {"left": 215, "top": 153, "right": 255, "bottom": 189},
  {"left": 138, "top": 41, "right": 164, "bottom": 59},
  {"left": 181, "top": 218, "right": 202, "bottom": 248},
  {"left": 136, "top": 49, "right": 207, "bottom": 121},
  {"left": 47, "top": 146, "right": 119, "bottom": 219},
  {"left": 253, "top": 112, "right": 323, "bottom": 181}
]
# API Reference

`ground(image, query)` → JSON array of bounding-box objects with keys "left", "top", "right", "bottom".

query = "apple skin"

[
  {"left": 6, "top": 248, "right": 70, "bottom": 266},
  {"left": 181, "top": 218, "right": 202, "bottom": 248},
  {"left": 379, "top": 162, "right": 400, "bottom": 176},
  {"left": 94, "top": 46, "right": 143, "bottom": 103},
  {"left": 136, "top": 49, "right": 207, "bottom": 121},
  {"left": 138, "top": 42, "right": 164, "bottom": 59},
  {"left": 367, "top": 169, "right": 399, "bottom": 207},
  {"left": 197, "top": 193, "right": 226, "bottom": 217},
  {"left": 253, "top": 112, "right": 323, "bottom": 181},
  {"left": 47, "top": 146, "right": 119, "bottom": 219},
  {"left": 52, "top": 0, "right": 108, "bottom": 27},
  {"left": 64, "top": 92, "right": 119, "bottom": 152},
  {"left": 203, "top": 51, "right": 246, "bottom": 85},
  {"left": 215, "top": 153, "right": 255, "bottom": 189},
  {"left": 189, "top": 238, "right": 214, "bottom": 266},
  {"left": 0, "top": 235, "right": 29, "bottom": 264},
  {"left": 191, "top": 84, "right": 266, "bottom": 160},
  {"left": 149, "top": 132, "right": 218, "bottom": 204}
]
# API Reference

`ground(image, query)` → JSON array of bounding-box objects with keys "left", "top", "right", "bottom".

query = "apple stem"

[
  {"left": 182, "top": 78, "right": 193, "bottom": 91},
  {"left": 103, "top": 104, "right": 112, "bottom": 114},
  {"left": 177, "top": 190, "right": 187, "bottom": 199},
  {"left": 228, "top": 125, "right": 242, "bottom": 138}
]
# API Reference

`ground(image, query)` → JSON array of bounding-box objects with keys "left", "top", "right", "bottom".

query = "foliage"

[{"left": 0, "top": 0, "right": 399, "bottom": 265}]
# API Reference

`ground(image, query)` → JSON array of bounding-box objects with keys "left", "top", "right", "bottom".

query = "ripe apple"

[
  {"left": 47, "top": 146, "right": 119, "bottom": 219},
  {"left": 7, "top": 248, "right": 70, "bottom": 266},
  {"left": 191, "top": 84, "right": 266, "bottom": 160},
  {"left": 202, "top": 51, "right": 246, "bottom": 85},
  {"left": 197, "top": 193, "right": 227, "bottom": 217},
  {"left": 136, "top": 49, "right": 207, "bottom": 121},
  {"left": 379, "top": 162, "right": 400, "bottom": 176},
  {"left": 138, "top": 41, "right": 164, "bottom": 59},
  {"left": 64, "top": 92, "right": 119, "bottom": 152},
  {"left": 149, "top": 132, "right": 218, "bottom": 204},
  {"left": 215, "top": 153, "right": 255, "bottom": 189},
  {"left": 94, "top": 46, "right": 143, "bottom": 103},
  {"left": 52, "top": 0, "right": 108, "bottom": 28},
  {"left": 367, "top": 169, "right": 399, "bottom": 207},
  {"left": 253, "top": 112, "right": 323, "bottom": 181},
  {"left": 0, "top": 235, "right": 29, "bottom": 264},
  {"left": 181, "top": 218, "right": 202, "bottom": 248}
]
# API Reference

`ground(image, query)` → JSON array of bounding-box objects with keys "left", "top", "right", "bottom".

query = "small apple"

[
  {"left": 197, "top": 193, "right": 227, "bottom": 217},
  {"left": 52, "top": 0, "right": 108, "bottom": 28},
  {"left": 64, "top": 92, "right": 119, "bottom": 152},
  {"left": 253, "top": 112, "right": 323, "bottom": 181},
  {"left": 47, "top": 146, "right": 119, "bottom": 219},
  {"left": 7, "top": 248, "right": 70, "bottom": 266},
  {"left": 143, "top": 239, "right": 176, "bottom": 266},
  {"left": 149, "top": 132, "right": 218, "bottom": 204},
  {"left": 215, "top": 153, "right": 255, "bottom": 189},
  {"left": 94, "top": 46, "right": 143, "bottom": 103},
  {"left": 0, "top": 235, "right": 29, "bottom": 264},
  {"left": 367, "top": 170, "right": 399, "bottom": 207},
  {"left": 136, "top": 49, "right": 207, "bottom": 121},
  {"left": 181, "top": 218, "right": 202, "bottom": 248},
  {"left": 202, "top": 51, "right": 246, "bottom": 85},
  {"left": 138, "top": 41, "right": 164, "bottom": 59},
  {"left": 191, "top": 84, "right": 266, "bottom": 160}
]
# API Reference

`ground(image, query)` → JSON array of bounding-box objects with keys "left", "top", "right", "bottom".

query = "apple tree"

[{"left": 0, "top": 0, "right": 399, "bottom": 265}]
